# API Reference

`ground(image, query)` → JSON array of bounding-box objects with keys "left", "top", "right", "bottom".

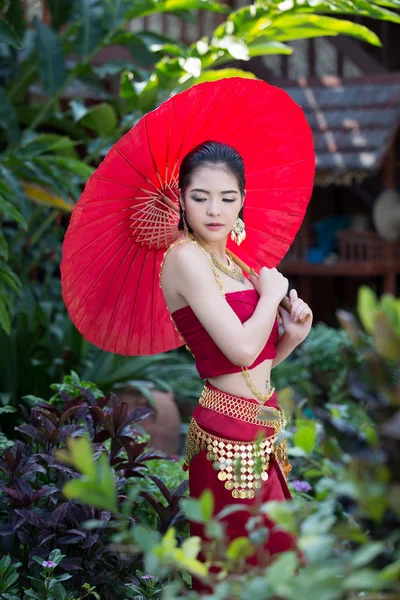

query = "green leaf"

[
  {"left": 0, "top": 20, "right": 22, "bottom": 48},
  {"left": 265, "top": 551, "right": 299, "bottom": 587},
  {"left": 79, "top": 103, "right": 118, "bottom": 136},
  {"left": 0, "top": 296, "right": 11, "bottom": 335},
  {"left": 0, "top": 86, "right": 20, "bottom": 142},
  {"left": 269, "top": 14, "right": 382, "bottom": 46},
  {"left": 261, "top": 501, "right": 297, "bottom": 533},
  {"left": 351, "top": 542, "right": 384, "bottom": 568},
  {"left": 40, "top": 156, "right": 94, "bottom": 179},
  {"left": 344, "top": 568, "right": 386, "bottom": 590},
  {"left": 226, "top": 537, "right": 254, "bottom": 560},
  {"left": 247, "top": 38, "right": 293, "bottom": 56},
  {"left": 74, "top": 0, "right": 103, "bottom": 60},
  {"left": 133, "top": 525, "right": 162, "bottom": 551},
  {"left": 34, "top": 20, "right": 67, "bottom": 93},
  {"left": 5, "top": 0, "right": 25, "bottom": 39},
  {"left": 180, "top": 497, "right": 206, "bottom": 523},
  {"left": 294, "top": 419, "right": 317, "bottom": 453},
  {"left": 0, "top": 229, "right": 8, "bottom": 261},
  {"left": 199, "top": 489, "right": 214, "bottom": 521},
  {"left": 20, "top": 134, "right": 79, "bottom": 156}
]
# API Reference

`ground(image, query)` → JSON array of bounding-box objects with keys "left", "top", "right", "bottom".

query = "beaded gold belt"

[
  {"left": 199, "top": 384, "right": 286, "bottom": 432},
  {"left": 184, "top": 418, "right": 278, "bottom": 499}
]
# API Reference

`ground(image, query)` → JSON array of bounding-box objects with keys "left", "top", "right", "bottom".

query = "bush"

[{"left": 0, "top": 375, "right": 188, "bottom": 598}]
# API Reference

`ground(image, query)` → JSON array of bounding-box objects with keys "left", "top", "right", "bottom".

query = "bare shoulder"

[{"left": 160, "top": 240, "right": 210, "bottom": 311}]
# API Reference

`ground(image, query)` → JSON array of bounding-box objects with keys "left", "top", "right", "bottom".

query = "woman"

[{"left": 160, "top": 140, "right": 313, "bottom": 589}]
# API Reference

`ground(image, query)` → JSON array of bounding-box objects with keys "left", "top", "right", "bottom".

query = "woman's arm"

[
  {"left": 271, "top": 331, "right": 302, "bottom": 368},
  {"left": 161, "top": 243, "right": 284, "bottom": 367}
]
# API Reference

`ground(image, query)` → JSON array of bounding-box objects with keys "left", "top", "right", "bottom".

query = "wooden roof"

[{"left": 280, "top": 73, "right": 400, "bottom": 186}]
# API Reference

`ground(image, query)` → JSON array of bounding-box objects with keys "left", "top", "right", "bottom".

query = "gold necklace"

[
  {"left": 160, "top": 234, "right": 276, "bottom": 405},
  {"left": 210, "top": 252, "right": 246, "bottom": 285}
]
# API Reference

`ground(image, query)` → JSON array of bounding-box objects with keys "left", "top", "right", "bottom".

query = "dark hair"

[{"left": 177, "top": 140, "right": 245, "bottom": 233}]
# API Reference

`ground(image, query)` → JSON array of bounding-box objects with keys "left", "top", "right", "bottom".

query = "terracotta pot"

[{"left": 116, "top": 388, "right": 181, "bottom": 456}]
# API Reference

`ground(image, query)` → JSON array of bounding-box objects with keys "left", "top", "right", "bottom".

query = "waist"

[{"left": 193, "top": 381, "right": 286, "bottom": 439}]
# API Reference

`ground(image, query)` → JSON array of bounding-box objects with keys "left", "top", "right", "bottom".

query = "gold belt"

[
  {"left": 184, "top": 418, "right": 278, "bottom": 499},
  {"left": 199, "top": 384, "right": 286, "bottom": 432}
]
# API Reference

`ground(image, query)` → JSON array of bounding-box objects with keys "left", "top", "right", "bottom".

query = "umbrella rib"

[
  {"left": 126, "top": 247, "right": 148, "bottom": 354},
  {"left": 92, "top": 238, "right": 137, "bottom": 322},
  {"left": 99, "top": 244, "right": 141, "bottom": 347},
  {"left": 224, "top": 103, "right": 301, "bottom": 144},
  {"left": 245, "top": 206, "right": 304, "bottom": 216},
  {"left": 92, "top": 175, "right": 160, "bottom": 197},
  {"left": 114, "top": 145, "right": 161, "bottom": 197},
  {"left": 245, "top": 137, "right": 313, "bottom": 161},
  {"left": 67, "top": 229, "right": 132, "bottom": 317},
  {"left": 249, "top": 186, "right": 312, "bottom": 190},
  {"left": 69, "top": 208, "right": 132, "bottom": 233},
  {"left": 164, "top": 95, "right": 176, "bottom": 181},
  {"left": 66, "top": 216, "right": 132, "bottom": 261},
  {"left": 186, "top": 79, "right": 263, "bottom": 153},
  {"left": 174, "top": 84, "right": 206, "bottom": 164},
  {"left": 246, "top": 158, "right": 310, "bottom": 176},
  {"left": 144, "top": 114, "right": 163, "bottom": 186},
  {"left": 247, "top": 226, "right": 292, "bottom": 245}
]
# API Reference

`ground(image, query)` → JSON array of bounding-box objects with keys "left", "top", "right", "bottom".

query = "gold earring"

[
  {"left": 182, "top": 209, "right": 189, "bottom": 236},
  {"left": 231, "top": 217, "right": 246, "bottom": 246}
]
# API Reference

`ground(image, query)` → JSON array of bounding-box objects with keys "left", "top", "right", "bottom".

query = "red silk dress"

[{"left": 171, "top": 289, "right": 298, "bottom": 591}]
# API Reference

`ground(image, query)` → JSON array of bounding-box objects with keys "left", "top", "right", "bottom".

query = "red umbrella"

[{"left": 61, "top": 77, "right": 315, "bottom": 356}]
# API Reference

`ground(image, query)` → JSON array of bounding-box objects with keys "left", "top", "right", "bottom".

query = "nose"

[{"left": 206, "top": 199, "right": 221, "bottom": 216}]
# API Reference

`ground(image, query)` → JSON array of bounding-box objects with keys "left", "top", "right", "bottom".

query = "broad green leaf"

[
  {"left": 20, "top": 134, "right": 79, "bottom": 156},
  {"left": 247, "top": 38, "right": 293, "bottom": 56},
  {"left": 0, "top": 20, "right": 22, "bottom": 48},
  {"left": 0, "top": 196, "right": 27, "bottom": 229},
  {"left": 57, "top": 437, "right": 96, "bottom": 478},
  {"left": 5, "top": 0, "right": 25, "bottom": 39},
  {"left": 351, "top": 542, "right": 384, "bottom": 568},
  {"left": 261, "top": 501, "right": 297, "bottom": 533},
  {"left": 0, "top": 86, "right": 19, "bottom": 142},
  {"left": 133, "top": 525, "right": 162, "bottom": 551},
  {"left": 265, "top": 551, "right": 298, "bottom": 587},
  {"left": 226, "top": 537, "right": 254, "bottom": 560},
  {"left": 34, "top": 20, "right": 67, "bottom": 93},
  {"left": 40, "top": 156, "right": 94, "bottom": 179},
  {"left": 0, "top": 297, "right": 11, "bottom": 335},
  {"left": 180, "top": 497, "right": 205, "bottom": 523},
  {"left": 268, "top": 14, "right": 382, "bottom": 46},
  {"left": 372, "top": 311, "right": 400, "bottom": 361},
  {"left": 294, "top": 419, "right": 317, "bottom": 453},
  {"left": 199, "top": 489, "right": 214, "bottom": 521},
  {"left": 357, "top": 286, "right": 377, "bottom": 333},
  {"left": 177, "top": 68, "right": 257, "bottom": 91},
  {"left": 79, "top": 103, "right": 118, "bottom": 136},
  {"left": 0, "top": 229, "right": 8, "bottom": 261},
  {"left": 74, "top": 0, "right": 103, "bottom": 60},
  {"left": 344, "top": 568, "right": 386, "bottom": 590}
]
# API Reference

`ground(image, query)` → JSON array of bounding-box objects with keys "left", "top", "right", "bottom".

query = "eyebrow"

[{"left": 190, "top": 188, "right": 239, "bottom": 194}]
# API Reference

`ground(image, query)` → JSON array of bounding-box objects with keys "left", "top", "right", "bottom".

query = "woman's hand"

[{"left": 278, "top": 289, "right": 313, "bottom": 342}]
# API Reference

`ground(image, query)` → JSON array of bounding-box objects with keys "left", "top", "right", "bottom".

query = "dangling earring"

[
  {"left": 231, "top": 217, "right": 246, "bottom": 246},
  {"left": 182, "top": 208, "right": 189, "bottom": 237}
]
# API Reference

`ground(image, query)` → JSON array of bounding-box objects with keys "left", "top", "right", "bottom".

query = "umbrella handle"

[{"left": 226, "top": 249, "right": 309, "bottom": 324}]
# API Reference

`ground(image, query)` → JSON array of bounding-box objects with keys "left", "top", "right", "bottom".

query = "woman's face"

[{"left": 180, "top": 165, "right": 244, "bottom": 242}]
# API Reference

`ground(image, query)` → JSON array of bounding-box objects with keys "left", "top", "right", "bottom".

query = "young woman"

[{"left": 160, "top": 140, "right": 313, "bottom": 589}]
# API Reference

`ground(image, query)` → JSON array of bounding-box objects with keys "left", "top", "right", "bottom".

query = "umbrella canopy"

[{"left": 61, "top": 77, "right": 315, "bottom": 356}]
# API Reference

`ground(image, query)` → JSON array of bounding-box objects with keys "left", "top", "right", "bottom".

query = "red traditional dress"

[{"left": 160, "top": 237, "right": 297, "bottom": 592}]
